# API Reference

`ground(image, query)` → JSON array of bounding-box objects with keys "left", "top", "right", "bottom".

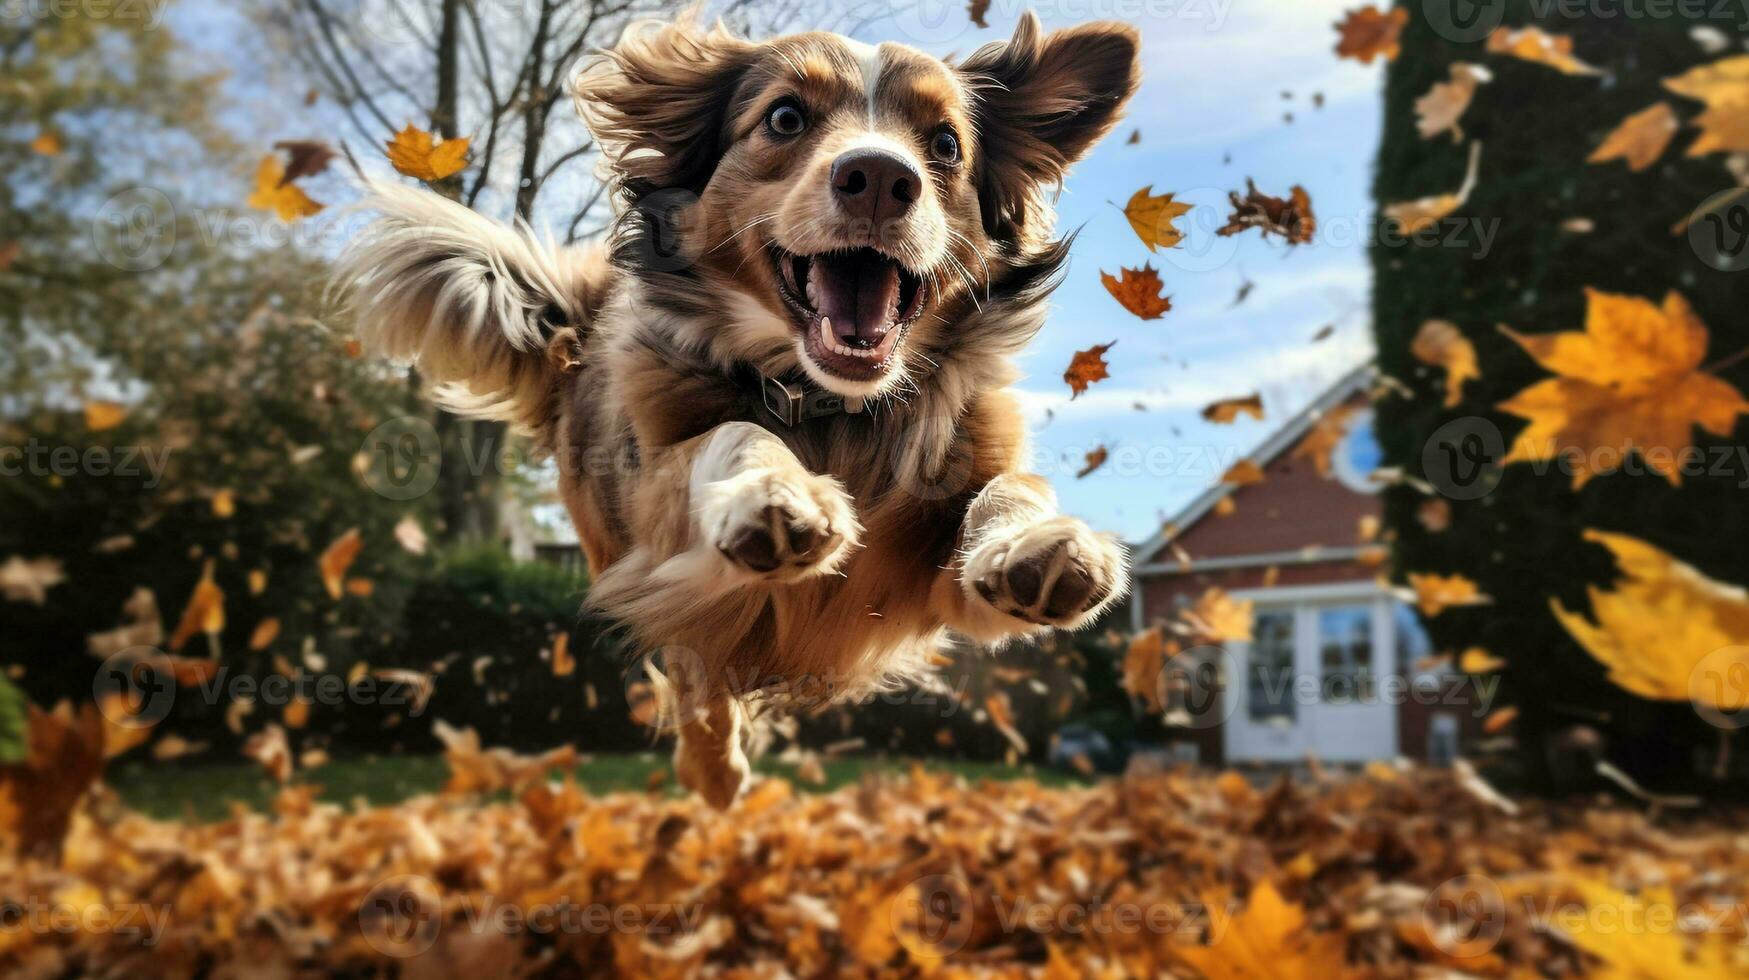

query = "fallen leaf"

[
  {"left": 318, "top": 528, "right": 363, "bottom": 600},
  {"left": 1334, "top": 5, "right": 1408, "bottom": 64},
  {"left": 1076, "top": 446, "right": 1109, "bottom": 479},
  {"left": 1385, "top": 141, "right": 1482, "bottom": 235},
  {"left": 248, "top": 569, "right": 268, "bottom": 595},
  {"left": 1203, "top": 393, "right": 1264, "bottom": 424},
  {"left": 85, "top": 588, "right": 162, "bottom": 657},
  {"left": 1126, "top": 128, "right": 1140, "bottom": 144},
  {"left": 1218, "top": 179, "right": 1315, "bottom": 244},
  {"left": 1122, "top": 186, "right": 1193, "bottom": 251},
  {"left": 1662, "top": 55, "right": 1749, "bottom": 156},
  {"left": 1588, "top": 102, "right": 1681, "bottom": 171},
  {"left": 1408, "top": 572, "right": 1490, "bottom": 617},
  {"left": 246, "top": 154, "right": 324, "bottom": 221},
  {"left": 385, "top": 124, "right": 470, "bottom": 182},
  {"left": 1487, "top": 26, "right": 1604, "bottom": 76},
  {"left": 1416, "top": 62, "right": 1491, "bottom": 142},
  {"left": 84, "top": 400, "right": 127, "bottom": 432},
  {"left": 0, "top": 701, "right": 108, "bottom": 859},
  {"left": 283, "top": 698, "right": 310, "bottom": 730},
  {"left": 1496, "top": 289, "right": 1749, "bottom": 488},
  {"left": 1411, "top": 319, "right": 1479, "bottom": 407},
  {"left": 1177, "top": 880, "right": 1350, "bottom": 979},
  {"left": 1100, "top": 264, "right": 1173, "bottom": 319},
  {"left": 983, "top": 692, "right": 1028, "bottom": 755},
  {"left": 1064, "top": 342, "right": 1115, "bottom": 399}
]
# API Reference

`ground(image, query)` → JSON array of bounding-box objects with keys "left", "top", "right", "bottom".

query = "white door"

[{"left": 1222, "top": 587, "right": 1397, "bottom": 763}]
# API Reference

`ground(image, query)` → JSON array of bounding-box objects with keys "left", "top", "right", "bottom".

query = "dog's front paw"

[
  {"left": 963, "top": 517, "right": 1125, "bottom": 628},
  {"left": 699, "top": 466, "right": 858, "bottom": 580}
]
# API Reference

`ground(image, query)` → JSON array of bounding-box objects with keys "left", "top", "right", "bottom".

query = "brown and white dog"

[{"left": 336, "top": 13, "right": 1139, "bottom": 806}]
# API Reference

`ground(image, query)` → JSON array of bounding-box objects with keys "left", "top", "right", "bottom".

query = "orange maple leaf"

[
  {"left": 1202, "top": 393, "right": 1264, "bottom": 424},
  {"left": 1588, "top": 102, "right": 1680, "bottom": 172},
  {"left": 246, "top": 154, "right": 323, "bottom": 222},
  {"left": 1663, "top": 55, "right": 1749, "bottom": 157},
  {"left": 386, "top": 124, "right": 470, "bottom": 182},
  {"left": 1292, "top": 403, "right": 1358, "bottom": 477},
  {"left": 1177, "top": 880, "right": 1349, "bottom": 980},
  {"left": 1122, "top": 186, "right": 1193, "bottom": 251},
  {"left": 1064, "top": 342, "right": 1115, "bottom": 399},
  {"left": 1496, "top": 289, "right": 1749, "bottom": 488},
  {"left": 1407, "top": 572, "right": 1490, "bottom": 617},
  {"left": 1486, "top": 26, "right": 1603, "bottom": 76},
  {"left": 1334, "top": 5, "right": 1408, "bottom": 64},
  {"left": 1100, "top": 264, "right": 1173, "bottom": 319}
]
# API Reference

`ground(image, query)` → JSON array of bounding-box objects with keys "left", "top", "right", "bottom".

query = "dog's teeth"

[{"left": 819, "top": 316, "right": 833, "bottom": 348}]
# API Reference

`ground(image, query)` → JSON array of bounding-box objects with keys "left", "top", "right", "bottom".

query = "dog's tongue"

[{"left": 811, "top": 252, "right": 900, "bottom": 346}]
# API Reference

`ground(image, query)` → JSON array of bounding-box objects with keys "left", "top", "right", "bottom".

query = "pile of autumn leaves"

[
  {"left": 1105, "top": 11, "right": 1749, "bottom": 729},
  {"left": 5, "top": 752, "right": 1748, "bottom": 977}
]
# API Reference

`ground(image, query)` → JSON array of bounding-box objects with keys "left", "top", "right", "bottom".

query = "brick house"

[{"left": 1127, "top": 364, "right": 1487, "bottom": 767}]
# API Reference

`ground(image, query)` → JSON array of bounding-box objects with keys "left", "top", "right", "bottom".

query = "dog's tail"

[{"left": 334, "top": 183, "right": 604, "bottom": 444}]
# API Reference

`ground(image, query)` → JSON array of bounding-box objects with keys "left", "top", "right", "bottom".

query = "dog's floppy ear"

[
  {"left": 573, "top": 18, "right": 757, "bottom": 198},
  {"left": 960, "top": 14, "right": 1141, "bottom": 235}
]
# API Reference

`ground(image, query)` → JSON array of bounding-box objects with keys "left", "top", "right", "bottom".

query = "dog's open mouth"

[{"left": 772, "top": 246, "right": 928, "bottom": 382}]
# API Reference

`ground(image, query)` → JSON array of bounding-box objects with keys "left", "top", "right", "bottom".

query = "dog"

[{"left": 336, "top": 13, "right": 1139, "bottom": 807}]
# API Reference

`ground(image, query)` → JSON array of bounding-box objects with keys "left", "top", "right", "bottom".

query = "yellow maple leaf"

[
  {"left": 1663, "top": 55, "right": 1749, "bottom": 157},
  {"left": 246, "top": 155, "right": 323, "bottom": 221},
  {"left": 1553, "top": 530, "right": 1749, "bottom": 712},
  {"left": 1408, "top": 572, "right": 1490, "bottom": 617},
  {"left": 1496, "top": 289, "right": 1749, "bottom": 488},
  {"left": 1122, "top": 186, "right": 1193, "bottom": 251},
  {"left": 1176, "top": 880, "right": 1349, "bottom": 980},
  {"left": 1292, "top": 403, "right": 1357, "bottom": 478},
  {"left": 1486, "top": 26, "right": 1604, "bottom": 77},
  {"left": 385, "top": 124, "right": 471, "bottom": 182},
  {"left": 1411, "top": 319, "right": 1479, "bottom": 407},
  {"left": 1183, "top": 587, "right": 1253, "bottom": 643},
  {"left": 1560, "top": 879, "right": 1749, "bottom": 978},
  {"left": 1588, "top": 102, "right": 1680, "bottom": 172}
]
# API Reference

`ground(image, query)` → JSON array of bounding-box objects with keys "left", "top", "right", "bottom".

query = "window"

[
  {"left": 1318, "top": 605, "right": 1375, "bottom": 702},
  {"left": 1247, "top": 610, "right": 1296, "bottom": 722}
]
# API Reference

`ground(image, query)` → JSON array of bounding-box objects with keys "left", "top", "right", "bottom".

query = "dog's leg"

[
  {"left": 689, "top": 421, "right": 859, "bottom": 582},
  {"left": 933, "top": 473, "right": 1128, "bottom": 643},
  {"left": 672, "top": 694, "right": 750, "bottom": 810}
]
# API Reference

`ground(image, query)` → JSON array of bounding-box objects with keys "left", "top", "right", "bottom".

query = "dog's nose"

[{"left": 830, "top": 148, "right": 920, "bottom": 224}]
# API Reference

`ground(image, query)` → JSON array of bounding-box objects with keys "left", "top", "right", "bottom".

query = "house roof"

[{"left": 1131, "top": 361, "right": 1376, "bottom": 566}]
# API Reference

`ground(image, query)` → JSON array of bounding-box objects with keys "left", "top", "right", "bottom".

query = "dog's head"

[{"left": 577, "top": 14, "right": 1139, "bottom": 398}]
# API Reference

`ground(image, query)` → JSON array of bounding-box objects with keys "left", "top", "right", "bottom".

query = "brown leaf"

[
  {"left": 1202, "top": 393, "right": 1264, "bottom": 424},
  {"left": 272, "top": 139, "right": 338, "bottom": 185},
  {"left": 0, "top": 241, "right": 19, "bottom": 270},
  {"left": 29, "top": 131, "right": 62, "bottom": 156},
  {"left": 1334, "top": 5, "right": 1408, "bottom": 64},
  {"left": 1100, "top": 264, "right": 1173, "bottom": 319},
  {"left": 1410, "top": 319, "right": 1480, "bottom": 407},
  {"left": 1064, "top": 342, "right": 1115, "bottom": 399},
  {"left": 1218, "top": 179, "right": 1315, "bottom": 244},
  {"left": 1076, "top": 446, "right": 1109, "bottom": 479},
  {"left": 967, "top": 0, "right": 990, "bottom": 28},
  {"left": 1416, "top": 498, "right": 1452, "bottom": 532},
  {"left": 1416, "top": 63, "right": 1491, "bottom": 142},
  {"left": 0, "top": 701, "right": 108, "bottom": 859},
  {"left": 1408, "top": 572, "right": 1491, "bottom": 617},
  {"left": 1663, "top": 56, "right": 1749, "bottom": 156},
  {"left": 1292, "top": 404, "right": 1358, "bottom": 478}
]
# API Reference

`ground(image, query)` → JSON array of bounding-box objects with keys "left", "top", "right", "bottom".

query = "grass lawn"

[{"left": 106, "top": 752, "right": 1091, "bottom": 823}]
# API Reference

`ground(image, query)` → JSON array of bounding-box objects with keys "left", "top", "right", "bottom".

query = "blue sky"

[
  {"left": 175, "top": 0, "right": 1382, "bottom": 544},
  {"left": 854, "top": 0, "right": 1384, "bottom": 541}
]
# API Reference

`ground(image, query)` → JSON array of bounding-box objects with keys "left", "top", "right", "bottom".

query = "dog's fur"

[{"left": 336, "top": 13, "right": 1140, "bottom": 806}]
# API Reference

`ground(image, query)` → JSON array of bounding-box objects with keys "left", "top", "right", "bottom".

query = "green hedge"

[{"left": 1375, "top": 1, "right": 1749, "bottom": 790}]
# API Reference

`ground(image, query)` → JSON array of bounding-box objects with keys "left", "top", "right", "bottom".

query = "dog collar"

[{"left": 759, "top": 372, "right": 864, "bottom": 427}]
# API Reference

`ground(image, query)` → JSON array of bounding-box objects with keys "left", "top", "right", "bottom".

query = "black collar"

[{"left": 757, "top": 371, "right": 864, "bottom": 427}]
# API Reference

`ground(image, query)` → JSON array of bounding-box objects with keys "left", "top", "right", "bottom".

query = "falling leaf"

[
  {"left": 1178, "top": 880, "right": 1350, "bottom": 979},
  {"left": 1076, "top": 446, "right": 1109, "bottom": 479},
  {"left": 1292, "top": 404, "right": 1358, "bottom": 477},
  {"left": 344, "top": 578, "right": 374, "bottom": 597},
  {"left": 1183, "top": 587, "right": 1253, "bottom": 643},
  {"left": 1408, "top": 572, "right": 1490, "bottom": 617},
  {"left": 243, "top": 724, "right": 293, "bottom": 783},
  {"left": 1122, "top": 187, "right": 1194, "bottom": 251},
  {"left": 1064, "top": 342, "right": 1115, "bottom": 399},
  {"left": 385, "top": 124, "right": 470, "bottom": 182},
  {"left": 247, "top": 569, "right": 268, "bottom": 596},
  {"left": 272, "top": 139, "right": 337, "bottom": 185},
  {"left": 1333, "top": 5, "right": 1408, "bottom": 64},
  {"left": 1100, "top": 265, "right": 1173, "bottom": 319},
  {"left": 246, "top": 155, "right": 323, "bottom": 222},
  {"left": 1410, "top": 319, "right": 1479, "bottom": 407},
  {"left": 1231, "top": 272, "right": 1256, "bottom": 308},
  {"left": 1213, "top": 495, "right": 1238, "bottom": 517},
  {"left": 1416, "top": 63, "right": 1491, "bottom": 142},
  {"left": 983, "top": 692, "right": 1028, "bottom": 755},
  {"left": 85, "top": 588, "right": 162, "bottom": 657},
  {"left": 84, "top": 400, "right": 127, "bottom": 432},
  {"left": 1385, "top": 141, "right": 1482, "bottom": 235},
  {"left": 967, "top": 0, "right": 990, "bottom": 28},
  {"left": 1588, "top": 102, "right": 1680, "bottom": 171},
  {"left": 1126, "top": 129, "right": 1140, "bottom": 144},
  {"left": 29, "top": 131, "right": 62, "bottom": 156},
  {"left": 0, "top": 701, "right": 108, "bottom": 859},
  {"left": 1218, "top": 180, "right": 1315, "bottom": 244},
  {"left": 1221, "top": 460, "right": 1265, "bottom": 485},
  {"left": 1662, "top": 55, "right": 1749, "bottom": 156},
  {"left": 0, "top": 556, "right": 65, "bottom": 606},
  {"left": 433, "top": 720, "right": 576, "bottom": 795},
  {"left": 318, "top": 528, "right": 363, "bottom": 600},
  {"left": 1203, "top": 393, "right": 1264, "bottom": 424},
  {"left": 1552, "top": 530, "right": 1749, "bottom": 711},
  {"left": 248, "top": 618, "right": 280, "bottom": 652},
  {"left": 1416, "top": 498, "right": 1452, "bottom": 532},
  {"left": 1460, "top": 647, "right": 1507, "bottom": 672},
  {"left": 394, "top": 516, "right": 427, "bottom": 555},
  {"left": 168, "top": 561, "right": 225, "bottom": 652},
  {"left": 0, "top": 242, "right": 19, "bottom": 270},
  {"left": 1486, "top": 26, "right": 1604, "bottom": 76},
  {"left": 211, "top": 489, "right": 236, "bottom": 519},
  {"left": 551, "top": 632, "right": 574, "bottom": 677},
  {"left": 151, "top": 734, "right": 206, "bottom": 762},
  {"left": 1312, "top": 324, "right": 1336, "bottom": 342},
  {"left": 1358, "top": 515, "right": 1381, "bottom": 542},
  {"left": 1496, "top": 289, "right": 1749, "bottom": 488},
  {"left": 1122, "top": 627, "right": 1175, "bottom": 712}
]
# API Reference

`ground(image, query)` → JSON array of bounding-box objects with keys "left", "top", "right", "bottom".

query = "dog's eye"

[
  {"left": 766, "top": 101, "right": 807, "bottom": 137},
  {"left": 928, "top": 128, "right": 960, "bottom": 165}
]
